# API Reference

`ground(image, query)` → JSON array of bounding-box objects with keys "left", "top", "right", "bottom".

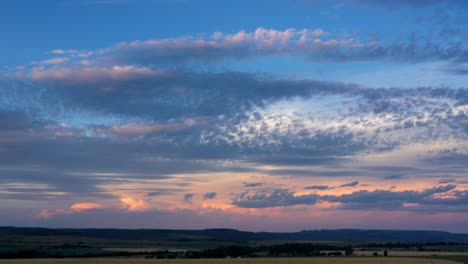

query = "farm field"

[
  {"left": 354, "top": 251, "right": 468, "bottom": 257},
  {"left": 103, "top": 248, "right": 193, "bottom": 253},
  {"left": 0, "top": 258, "right": 462, "bottom": 264}
]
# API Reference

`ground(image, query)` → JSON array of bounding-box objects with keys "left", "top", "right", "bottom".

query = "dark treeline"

[
  {"left": 146, "top": 243, "right": 354, "bottom": 259},
  {"left": 0, "top": 243, "right": 354, "bottom": 259},
  {"left": 363, "top": 242, "right": 468, "bottom": 249},
  {"left": 0, "top": 250, "right": 134, "bottom": 259},
  {"left": 3, "top": 241, "right": 465, "bottom": 259}
]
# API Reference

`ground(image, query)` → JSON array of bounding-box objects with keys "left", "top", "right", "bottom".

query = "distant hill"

[{"left": 1, "top": 226, "right": 467, "bottom": 243}]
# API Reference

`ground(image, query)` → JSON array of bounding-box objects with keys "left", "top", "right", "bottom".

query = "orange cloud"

[
  {"left": 71, "top": 202, "right": 102, "bottom": 212},
  {"left": 121, "top": 197, "right": 149, "bottom": 212}
]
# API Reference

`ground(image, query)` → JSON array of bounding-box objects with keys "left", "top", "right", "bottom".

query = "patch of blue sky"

[
  {"left": 341, "top": 61, "right": 468, "bottom": 89},
  {"left": 228, "top": 57, "right": 468, "bottom": 89},
  {"left": 52, "top": 110, "right": 133, "bottom": 128},
  {"left": 227, "top": 56, "right": 390, "bottom": 83}
]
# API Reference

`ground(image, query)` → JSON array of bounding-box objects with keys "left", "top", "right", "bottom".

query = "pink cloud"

[
  {"left": 105, "top": 27, "right": 360, "bottom": 62},
  {"left": 111, "top": 123, "right": 184, "bottom": 136},
  {"left": 39, "top": 202, "right": 103, "bottom": 219},
  {"left": 30, "top": 65, "right": 168, "bottom": 86},
  {"left": 109, "top": 118, "right": 207, "bottom": 137}
]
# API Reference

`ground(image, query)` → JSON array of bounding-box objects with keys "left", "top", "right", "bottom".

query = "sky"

[{"left": 1, "top": 0, "right": 468, "bottom": 233}]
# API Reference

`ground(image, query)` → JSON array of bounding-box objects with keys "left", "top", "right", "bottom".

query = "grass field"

[
  {"left": 0, "top": 258, "right": 462, "bottom": 264},
  {"left": 353, "top": 251, "right": 468, "bottom": 257}
]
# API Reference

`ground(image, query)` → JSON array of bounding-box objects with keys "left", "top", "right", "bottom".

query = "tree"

[{"left": 345, "top": 246, "right": 354, "bottom": 256}]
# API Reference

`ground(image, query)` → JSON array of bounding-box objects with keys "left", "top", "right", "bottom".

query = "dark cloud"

[
  {"left": 184, "top": 193, "right": 195, "bottom": 202},
  {"left": 423, "top": 153, "right": 468, "bottom": 167},
  {"left": 384, "top": 175, "right": 407, "bottom": 180},
  {"left": 146, "top": 188, "right": 183, "bottom": 197},
  {"left": 26, "top": 70, "right": 365, "bottom": 121},
  {"left": 203, "top": 192, "right": 217, "bottom": 200},
  {"left": 439, "top": 178, "right": 456, "bottom": 184},
  {"left": 0, "top": 69, "right": 467, "bottom": 205},
  {"left": 232, "top": 189, "right": 320, "bottom": 208},
  {"left": 232, "top": 185, "right": 464, "bottom": 211},
  {"left": 267, "top": 169, "right": 360, "bottom": 177},
  {"left": 360, "top": 166, "right": 420, "bottom": 172},
  {"left": 324, "top": 185, "right": 460, "bottom": 210},
  {"left": 243, "top": 182, "right": 263, "bottom": 188},
  {"left": 338, "top": 181, "right": 360, "bottom": 188},
  {"left": 0, "top": 110, "right": 39, "bottom": 131},
  {"left": 304, "top": 185, "right": 331, "bottom": 190},
  {"left": 0, "top": 168, "right": 117, "bottom": 200}
]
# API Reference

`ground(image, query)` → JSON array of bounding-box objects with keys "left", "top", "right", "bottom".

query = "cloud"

[
  {"left": 120, "top": 197, "right": 149, "bottom": 212},
  {"left": 1, "top": 76, "right": 466, "bottom": 205},
  {"left": 439, "top": 178, "right": 456, "bottom": 184},
  {"left": 232, "top": 185, "right": 464, "bottom": 211},
  {"left": 146, "top": 188, "right": 183, "bottom": 197},
  {"left": 324, "top": 185, "right": 461, "bottom": 210},
  {"left": 0, "top": 110, "right": 41, "bottom": 131},
  {"left": 243, "top": 182, "right": 263, "bottom": 188},
  {"left": 102, "top": 27, "right": 468, "bottom": 66},
  {"left": 1, "top": 25, "right": 468, "bottom": 229},
  {"left": 24, "top": 69, "right": 351, "bottom": 122},
  {"left": 232, "top": 189, "right": 320, "bottom": 208},
  {"left": 30, "top": 65, "right": 167, "bottom": 85},
  {"left": 32, "top": 57, "right": 69, "bottom": 66},
  {"left": 184, "top": 193, "right": 195, "bottom": 202},
  {"left": 70, "top": 202, "right": 102, "bottom": 212},
  {"left": 384, "top": 175, "right": 407, "bottom": 180},
  {"left": 38, "top": 202, "right": 102, "bottom": 219},
  {"left": 49, "top": 49, "right": 93, "bottom": 58},
  {"left": 1, "top": 68, "right": 467, "bottom": 210},
  {"left": 203, "top": 192, "right": 217, "bottom": 200},
  {"left": 338, "top": 181, "right": 360, "bottom": 188},
  {"left": 304, "top": 185, "right": 331, "bottom": 190},
  {"left": 109, "top": 120, "right": 206, "bottom": 138},
  {"left": 107, "top": 28, "right": 325, "bottom": 65}
]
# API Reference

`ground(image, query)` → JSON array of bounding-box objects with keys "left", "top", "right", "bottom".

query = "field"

[
  {"left": 350, "top": 251, "right": 468, "bottom": 257},
  {"left": 2, "top": 228, "right": 468, "bottom": 263},
  {"left": 0, "top": 258, "right": 462, "bottom": 264}
]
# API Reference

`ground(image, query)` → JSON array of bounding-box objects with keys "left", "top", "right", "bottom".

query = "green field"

[{"left": 0, "top": 258, "right": 462, "bottom": 264}]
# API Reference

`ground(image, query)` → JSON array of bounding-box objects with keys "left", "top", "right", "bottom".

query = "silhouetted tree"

[{"left": 345, "top": 245, "right": 354, "bottom": 256}]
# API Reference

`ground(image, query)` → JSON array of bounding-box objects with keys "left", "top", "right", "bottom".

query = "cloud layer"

[{"left": 1, "top": 22, "right": 468, "bottom": 232}]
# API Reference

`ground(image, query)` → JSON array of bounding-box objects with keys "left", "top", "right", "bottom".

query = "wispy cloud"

[{"left": 339, "top": 181, "right": 360, "bottom": 188}]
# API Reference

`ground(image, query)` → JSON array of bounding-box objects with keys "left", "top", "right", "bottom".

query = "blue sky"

[
  {"left": 0, "top": 0, "right": 467, "bottom": 232},
  {"left": 0, "top": 1, "right": 445, "bottom": 64}
]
